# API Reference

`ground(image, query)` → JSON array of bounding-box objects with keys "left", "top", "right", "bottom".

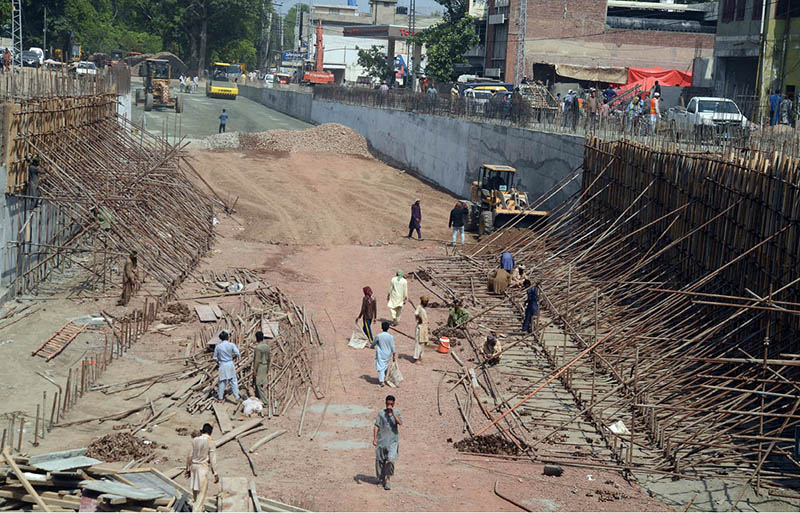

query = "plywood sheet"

[
  {"left": 218, "top": 477, "right": 251, "bottom": 512},
  {"left": 195, "top": 305, "right": 217, "bottom": 322}
]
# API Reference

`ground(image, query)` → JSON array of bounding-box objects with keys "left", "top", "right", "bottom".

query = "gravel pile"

[
  {"left": 86, "top": 432, "right": 153, "bottom": 462},
  {"left": 203, "top": 131, "right": 240, "bottom": 150},
  {"left": 453, "top": 434, "right": 527, "bottom": 456},
  {"left": 205, "top": 124, "right": 371, "bottom": 158}
]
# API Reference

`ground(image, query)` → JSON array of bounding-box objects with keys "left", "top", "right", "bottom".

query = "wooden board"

[
  {"left": 194, "top": 305, "right": 217, "bottom": 322},
  {"left": 212, "top": 404, "right": 233, "bottom": 434},
  {"left": 210, "top": 304, "right": 224, "bottom": 318},
  {"left": 218, "top": 477, "right": 251, "bottom": 512},
  {"left": 261, "top": 319, "right": 279, "bottom": 339}
]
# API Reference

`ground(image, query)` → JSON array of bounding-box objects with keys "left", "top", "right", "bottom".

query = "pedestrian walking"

[
  {"left": 213, "top": 331, "right": 241, "bottom": 403},
  {"left": 193, "top": 75, "right": 199, "bottom": 93},
  {"left": 413, "top": 296, "right": 429, "bottom": 362},
  {"left": 521, "top": 279, "right": 539, "bottom": 333},
  {"left": 370, "top": 321, "right": 396, "bottom": 387},
  {"left": 373, "top": 394, "right": 402, "bottom": 490},
  {"left": 118, "top": 251, "right": 139, "bottom": 306},
  {"left": 253, "top": 331, "right": 271, "bottom": 403},
  {"left": 218, "top": 109, "right": 228, "bottom": 133},
  {"left": 386, "top": 270, "right": 408, "bottom": 324},
  {"left": 769, "top": 90, "right": 782, "bottom": 126},
  {"left": 185, "top": 423, "right": 218, "bottom": 512},
  {"left": 356, "top": 286, "right": 377, "bottom": 342},
  {"left": 449, "top": 202, "right": 467, "bottom": 245},
  {"left": 407, "top": 199, "right": 422, "bottom": 240},
  {"left": 780, "top": 93, "right": 794, "bottom": 126}
]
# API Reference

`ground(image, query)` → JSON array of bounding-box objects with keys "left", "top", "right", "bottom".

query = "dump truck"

[
  {"left": 135, "top": 59, "right": 183, "bottom": 113},
  {"left": 206, "top": 62, "right": 240, "bottom": 99},
  {"left": 467, "top": 164, "right": 547, "bottom": 234}
]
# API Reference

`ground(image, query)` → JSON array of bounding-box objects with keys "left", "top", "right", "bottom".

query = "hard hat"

[{"left": 654, "top": 92, "right": 660, "bottom": 97}]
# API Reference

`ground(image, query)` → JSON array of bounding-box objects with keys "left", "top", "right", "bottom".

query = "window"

[
  {"left": 687, "top": 99, "right": 697, "bottom": 113},
  {"left": 492, "top": 23, "right": 507, "bottom": 60},
  {"left": 753, "top": 0, "right": 763, "bottom": 20},
  {"left": 722, "top": 0, "right": 735, "bottom": 22},
  {"left": 735, "top": 0, "right": 746, "bottom": 20},
  {"left": 776, "top": 0, "right": 800, "bottom": 17}
]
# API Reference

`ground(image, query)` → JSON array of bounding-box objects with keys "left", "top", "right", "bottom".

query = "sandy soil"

[{"left": 11, "top": 149, "right": 668, "bottom": 511}]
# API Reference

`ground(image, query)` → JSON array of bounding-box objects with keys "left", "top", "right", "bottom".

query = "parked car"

[
  {"left": 21, "top": 50, "right": 41, "bottom": 67},
  {"left": 667, "top": 97, "right": 750, "bottom": 143},
  {"left": 28, "top": 47, "right": 45, "bottom": 65},
  {"left": 69, "top": 61, "right": 97, "bottom": 75}
]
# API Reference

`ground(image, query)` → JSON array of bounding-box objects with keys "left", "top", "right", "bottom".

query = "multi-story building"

[
  {"left": 714, "top": 0, "right": 799, "bottom": 106},
  {"left": 485, "top": 0, "right": 716, "bottom": 84}
]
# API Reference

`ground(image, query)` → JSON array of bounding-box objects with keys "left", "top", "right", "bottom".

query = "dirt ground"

[{"left": 9, "top": 148, "right": 669, "bottom": 511}]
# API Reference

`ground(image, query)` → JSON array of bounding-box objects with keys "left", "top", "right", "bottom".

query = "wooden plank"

[
  {"left": 194, "top": 305, "right": 217, "bottom": 323},
  {"left": 210, "top": 304, "right": 223, "bottom": 318},
  {"left": 249, "top": 481, "right": 262, "bottom": 513},
  {"left": 2, "top": 447, "right": 51, "bottom": 512},
  {"left": 215, "top": 418, "right": 265, "bottom": 448},
  {"left": 212, "top": 404, "right": 233, "bottom": 434},
  {"left": 218, "top": 477, "right": 251, "bottom": 512}
]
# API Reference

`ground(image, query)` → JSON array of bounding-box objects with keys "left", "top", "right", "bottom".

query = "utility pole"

[
  {"left": 514, "top": 0, "right": 528, "bottom": 85},
  {"left": 43, "top": 7, "right": 47, "bottom": 54},
  {"left": 408, "top": 0, "right": 416, "bottom": 89}
]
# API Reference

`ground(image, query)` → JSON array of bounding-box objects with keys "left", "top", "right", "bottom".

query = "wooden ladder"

[{"left": 32, "top": 321, "right": 86, "bottom": 361}]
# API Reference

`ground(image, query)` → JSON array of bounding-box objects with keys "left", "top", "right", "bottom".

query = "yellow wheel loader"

[{"left": 467, "top": 164, "right": 548, "bottom": 234}]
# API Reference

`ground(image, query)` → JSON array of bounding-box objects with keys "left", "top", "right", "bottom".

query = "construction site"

[{"left": 0, "top": 65, "right": 799, "bottom": 513}]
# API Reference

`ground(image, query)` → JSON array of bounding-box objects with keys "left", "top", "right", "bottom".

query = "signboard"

[{"left": 281, "top": 51, "right": 308, "bottom": 62}]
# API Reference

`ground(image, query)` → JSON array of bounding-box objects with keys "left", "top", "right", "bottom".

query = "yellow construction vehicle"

[
  {"left": 206, "top": 62, "right": 240, "bottom": 99},
  {"left": 135, "top": 59, "right": 183, "bottom": 113},
  {"left": 468, "top": 164, "right": 547, "bottom": 234}
]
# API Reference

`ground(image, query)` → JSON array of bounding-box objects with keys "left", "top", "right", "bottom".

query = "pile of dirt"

[
  {"left": 86, "top": 432, "right": 153, "bottom": 462},
  {"left": 163, "top": 303, "right": 192, "bottom": 325},
  {"left": 453, "top": 434, "right": 527, "bottom": 456},
  {"left": 237, "top": 124, "right": 372, "bottom": 158}
]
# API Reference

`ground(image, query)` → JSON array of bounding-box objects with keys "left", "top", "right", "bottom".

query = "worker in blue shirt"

[
  {"left": 500, "top": 251, "right": 514, "bottom": 272},
  {"left": 218, "top": 109, "right": 228, "bottom": 133}
]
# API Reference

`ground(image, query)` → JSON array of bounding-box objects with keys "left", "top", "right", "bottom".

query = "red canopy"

[{"left": 625, "top": 67, "right": 692, "bottom": 91}]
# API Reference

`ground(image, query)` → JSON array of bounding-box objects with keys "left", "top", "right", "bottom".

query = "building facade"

[
  {"left": 486, "top": 0, "right": 716, "bottom": 84},
  {"left": 714, "top": 0, "right": 799, "bottom": 108}
]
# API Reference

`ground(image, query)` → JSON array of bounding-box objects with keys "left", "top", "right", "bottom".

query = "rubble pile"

[
  {"left": 86, "top": 432, "right": 154, "bottom": 461},
  {"left": 163, "top": 302, "right": 192, "bottom": 324},
  {"left": 453, "top": 434, "right": 526, "bottom": 456}
]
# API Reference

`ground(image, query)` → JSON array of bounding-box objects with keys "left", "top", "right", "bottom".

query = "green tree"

[
  {"left": 356, "top": 45, "right": 392, "bottom": 82},
  {"left": 412, "top": 16, "right": 477, "bottom": 84}
]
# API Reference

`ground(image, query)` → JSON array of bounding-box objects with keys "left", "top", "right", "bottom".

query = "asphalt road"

[{"left": 128, "top": 79, "right": 310, "bottom": 141}]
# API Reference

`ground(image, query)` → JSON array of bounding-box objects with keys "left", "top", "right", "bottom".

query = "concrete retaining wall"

[
  {"left": 239, "top": 85, "right": 313, "bottom": 123},
  {"left": 240, "top": 85, "right": 583, "bottom": 208}
]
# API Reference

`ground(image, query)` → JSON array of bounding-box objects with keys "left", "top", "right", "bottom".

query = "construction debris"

[
  {"left": 453, "top": 435, "right": 524, "bottom": 456},
  {"left": 86, "top": 432, "right": 154, "bottom": 462},
  {"left": 163, "top": 303, "right": 192, "bottom": 325}
]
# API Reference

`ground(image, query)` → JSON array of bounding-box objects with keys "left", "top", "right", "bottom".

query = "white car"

[
  {"left": 264, "top": 73, "right": 275, "bottom": 88},
  {"left": 70, "top": 61, "right": 97, "bottom": 75},
  {"left": 667, "top": 96, "right": 749, "bottom": 141},
  {"left": 28, "top": 47, "right": 44, "bottom": 65}
]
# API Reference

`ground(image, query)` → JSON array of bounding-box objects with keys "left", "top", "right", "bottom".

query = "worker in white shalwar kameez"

[
  {"left": 370, "top": 321, "right": 396, "bottom": 387},
  {"left": 413, "top": 295, "right": 429, "bottom": 362},
  {"left": 185, "top": 423, "right": 218, "bottom": 512},
  {"left": 213, "top": 331, "right": 241, "bottom": 402},
  {"left": 386, "top": 270, "right": 408, "bottom": 324}
]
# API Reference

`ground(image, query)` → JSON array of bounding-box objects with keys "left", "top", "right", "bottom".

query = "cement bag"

[
  {"left": 242, "top": 397, "right": 263, "bottom": 416},
  {"left": 348, "top": 322, "right": 369, "bottom": 349},
  {"left": 386, "top": 361, "right": 404, "bottom": 388}
]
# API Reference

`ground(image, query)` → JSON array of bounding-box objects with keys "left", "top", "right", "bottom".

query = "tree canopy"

[
  {"left": 11, "top": 0, "right": 286, "bottom": 74},
  {"left": 412, "top": 0, "right": 477, "bottom": 84}
]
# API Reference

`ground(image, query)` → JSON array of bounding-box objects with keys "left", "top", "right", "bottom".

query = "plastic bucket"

[{"left": 437, "top": 336, "right": 450, "bottom": 354}]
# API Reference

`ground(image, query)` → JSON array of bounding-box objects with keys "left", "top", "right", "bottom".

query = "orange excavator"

[{"left": 302, "top": 22, "right": 334, "bottom": 85}]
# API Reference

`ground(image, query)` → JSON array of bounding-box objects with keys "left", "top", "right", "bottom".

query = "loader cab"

[{"left": 479, "top": 165, "right": 516, "bottom": 193}]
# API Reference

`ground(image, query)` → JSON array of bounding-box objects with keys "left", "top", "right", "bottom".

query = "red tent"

[{"left": 625, "top": 67, "right": 692, "bottom": 92}]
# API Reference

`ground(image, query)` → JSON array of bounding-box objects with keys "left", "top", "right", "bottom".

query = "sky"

[{"left": 276, "top": 0, "right": 443, "bottom": 15}]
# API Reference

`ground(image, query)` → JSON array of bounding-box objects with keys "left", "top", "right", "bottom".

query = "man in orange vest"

[{"left": 649, "top": 92, "right": 661, "bottom": 135}]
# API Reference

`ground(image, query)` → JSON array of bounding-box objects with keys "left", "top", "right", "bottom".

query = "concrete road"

[{"left": 129, "top": 80, "right": 310, "bottom": 142}]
